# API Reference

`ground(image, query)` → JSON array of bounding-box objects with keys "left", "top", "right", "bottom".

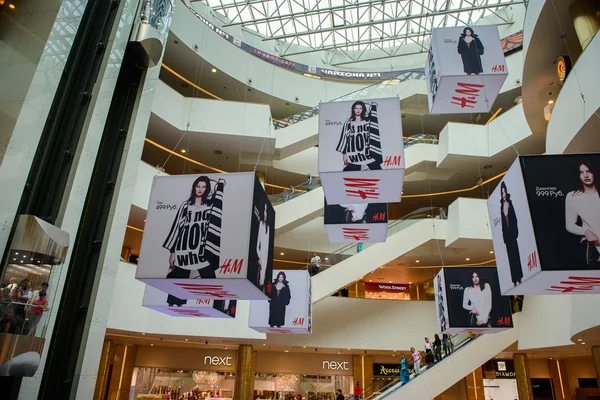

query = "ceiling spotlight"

[
  {"left": 263, "top": 343, "right": 266, "bottom": 346},
  {"left": 211, "top": 68, "right": 217, "bottom": 73},
  {"left": 13, "top": 258, "right": 16, "bottom": 261},
  {"left": 185, "top": 338, "right": 188, "bottom": 341},
  {"left": 280, "top": 252, "right": 284, "bottom": 255},
  {"left": 582, "top": 342, "right": 586, "bottom": 345},
  {"left": 577, "top": 339, "right": 582, "bottom": 341},
  {"left": 409, "top": 282, "right": 413, "bottom": 284},
  {"left": 347, "top": 348, "right": 351, "bottom": 350},
  {"left": 142, "top": 332, "right": 146, "bottom": 335},
  {"left": 15, "top": 252, "right": 18, "bottom": 255},
  {"left": 181, "top": 149, "right": 186, "bottom": 153},
  {"left": 416, "top": 260, "right": 420, "bottom": 263},
  {"left": 324, "top": 257, "right": 329, "bottom": 261},
  {"left": 302, "top": 346, "right": 306, "bottom": 348},
  {"left": 389, "top": 281, "right": 392, "bottom": 283},
  {"left": 548, "top": 100, "right": 554, "bottom": 104},
  {"left": 490, "top": 250, "right": 494, "bottom": 254},
  {"left": 150, "top": 344, "right": 154, "bottom": 346},
  {"left": 8, "top": 4, "right": 15, "bottom": 9},
  {"left": 23, "top": 255, "right": 27, "bottom": 258},
  {"left": 368, "top": 280, "right": 372, "bottom": 282},
  {"left": 337, "top": 353, "right": 340, "bottom": 355},
  {"left": 466, "top": 258, "right": 471, "bottom": 261},
  {"left": 37, "top": 261, "right": 41, "bottom": 263}
]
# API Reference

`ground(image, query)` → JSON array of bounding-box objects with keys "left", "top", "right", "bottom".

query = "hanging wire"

[{"left": 417, "top": 94, "right": 445, "bottom": 268}]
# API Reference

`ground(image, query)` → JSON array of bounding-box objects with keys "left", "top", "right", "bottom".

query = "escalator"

[{"left": 363, "top": 317, "right": 519, "bottom": 400}]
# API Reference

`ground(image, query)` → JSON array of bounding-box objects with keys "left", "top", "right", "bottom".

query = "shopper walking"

[
  {"left": 354, "top": 381, "right": 361, "bottom": 400},
  {"left": 410, "top": 347, "right": 421, "bottom": 375},
  {"left": 442, "top": 333, "right": 453, "bottom": 356},
  {"left": 424, "top": 337, "right": 434, "bottom": 367},
  {"left": 336, "top": 389, "right": 345, "bottom": 400},
  {"left": 433, "top": 334, "right": 442, "bottom": 362},
  {"left": 400, "top": 353, "right": 410, "bottom": 384}
]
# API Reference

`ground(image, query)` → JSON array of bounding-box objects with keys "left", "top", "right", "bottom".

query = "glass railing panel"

[{"left": 269, "top": 179, "right": 322, "bottom": 205}]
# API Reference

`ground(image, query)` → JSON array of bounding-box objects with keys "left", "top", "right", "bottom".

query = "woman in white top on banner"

[
  {"left": 256, "top": 203, "right": 270, "bottom": 290},
  {"left": 565, "top": 160, "right": 600, "bottom": 268},
  {"left": 336, "top": 101, "right": 382, "bottom": 171},
  {"left": 462, "top": 272, "right": 492, "bottom": 327}
]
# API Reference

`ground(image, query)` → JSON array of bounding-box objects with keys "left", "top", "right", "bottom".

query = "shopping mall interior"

[{"left": 1, "top": 0, "right": 600, "bottom": 399}]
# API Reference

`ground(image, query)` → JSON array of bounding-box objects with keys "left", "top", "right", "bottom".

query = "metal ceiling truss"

[{"left": 199, "top": 0, "right": 521, "bottom": 63}]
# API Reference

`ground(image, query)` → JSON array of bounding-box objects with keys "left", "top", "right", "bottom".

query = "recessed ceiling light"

[
  {"left": 224, "top": 347, "right": 227, "bottom": 350},
  {"left": 23, "top": 255, "right": 27, "bottom": 258},
  {"left": 548, "top": 100, "right": 554, "bottom": 104},
  {"left": 466, "top": 258, "right": 471, "bottom": 261},
  {"left": 582, "top": 342, "right": 586, "bottom": 345},
  {"left": 416, "top": 260, "right": 420, "bottom": 263},
  {"left": 337, "top": 353, "right": 340, "bottom": 355},
  {"left": 15, "top": 252, "right": 18, "bottom": 255},
  {"left": 280, "top": 252, "right": 284, "bottom": 255},
  {"left": 263, "top": 344, "right": 266, "bottom": 346},
  {"left": 181, "top": 149, "right": 186, "bottom": 153},
  {"left": 37, "top": 261, "right": 41, "bottom": 263},
  {"left": 409, "top": 282, "right": 413, "bottom": 284},
  {"left": 211, "top": 68, "right": 217, "bottom": 73},
  {"left": 150, "top": 344, "right": 154, "bottom": 346},
  {"left": 490, "top": 250, "right": 494, "bottom": 254},
  {"left": 324, "top": 257, "right": 329, "bottom": 261},
  {"left": 302, "top": 346, "right": 306, "bottom": 348},
  {"left": 549, "top": 357, "right": 553, "bottom": 360},
  {"left": 368, "top": 280, "right": 372, "bottom": 282},
  {"left": 347, "top": 348, "right": 351, "bottom": 350},
  {"left": 389, "top": 281, "right": 392, "bottom": 283},
  {"left": 20, "top": 261, "right": 23, "bottom": 263},
  {"left": 12, "top": 258, "right": 16, "bottom": 261},
  {"left": 577, "top": 339, "right": 582, "bottom": 341},
  {"left": 142, "top": 333, "right": 146, "bottom": 335},
  {"left": 8, "top": 4, "right": 15, "bottom": 9},
  {"left": 185, "top": 338, "right": 188, "bottom": 341}
]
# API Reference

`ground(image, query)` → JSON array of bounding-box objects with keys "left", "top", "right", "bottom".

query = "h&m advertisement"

[
  {"left": 434, "top": 269, "right": 449, "bottom": 333},
  {"left": 487, "top": 159, "right": 540, "bottom": 295},
  {"left": 324, "top": 200, "right": 388, "bottom": 243},
  {"left": 489, "top": 154, "right": 600, "bottom": 295},
  {"left": 318, "top": 97, "right": 405, "bottom": 204},
  {"left": 136, "top": 172, "right": 273, "bottom": 300},
  {"left": 248, "top": 270, "right": 312, "bottom": 334},
  {"left": 142, "top": 284, "right": 237, "bottom": 318},
  {"left": 436, "top": 267, "right": 513, "bottom": 334},
  {"left": 426, "top": 25, "right": 507, "bottom": 114}
]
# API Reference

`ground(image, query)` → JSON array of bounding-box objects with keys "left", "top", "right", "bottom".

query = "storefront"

[
  {"left": 482, "top": 360, "right": 519, "bottom": 400},
  {"left": 364, "top": 283, "right": 411, "bottom": 300},
  {"left": 128, "top": 347, "right": 353, "bottom": 400}
]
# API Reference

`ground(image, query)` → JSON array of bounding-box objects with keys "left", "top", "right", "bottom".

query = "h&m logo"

[
  {"left": 322, "top": 361, "right": 350, "bottom": 370},
  {"left": 204, "top": 356, "right": 233, "bottom": 366}
]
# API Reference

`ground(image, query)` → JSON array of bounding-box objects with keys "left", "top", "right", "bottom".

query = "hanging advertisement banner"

[
  {"left": 318, "top": 97, "right": 405, "bottom": 205},
  {"left": 434, "top": 267, "right": 513, "bottom": 334},
  {"left": 324, "top": 200, "right": 388, "bottom": 242},
  {"left": 248, "top": 270, "right": 312, "bottom": 334},
  {"left": 136, "top": 172, "right": 274, "bottom": 300},
  {"left": 142, "top": 284, "right": 237, "bottom": 318},
  {"left": 425, "top": 25, "right": 508, "bottom": 114},
  {"left": 488, "top": 154, "right": 600, "bottom": 295}
]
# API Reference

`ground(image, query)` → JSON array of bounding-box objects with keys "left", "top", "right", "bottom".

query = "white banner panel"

[
  {"left": 324, "top": 201, "right": 388, "bottom": 243},
  {"left": 488, "top": 154, "right": 600, "bottom": 295},
  {"left": 136, "top": 172, "right": 274, "bottom": 300},
  {"left": 426, "top": 25, "right": 508, "bottom": 114},
  {"left": 142, "top": 284, "right": 237, "bottom": 318},
  {"left": 249, "top": 270, "right": 312, "bottom": 334},
  {"left": 318, "top": 97, "right": 405, "bottom": 204},
  {"left": 434, "top": 267, "right": 513, "bottom": 335}
]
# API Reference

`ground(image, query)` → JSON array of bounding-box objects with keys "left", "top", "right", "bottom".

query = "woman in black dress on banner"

[
  {"left": 457, "top": 27, "right": 484, "bottom": 75},
  {"left": 269, "top": 271, "right": 291, "bottom": 328},
  {"left": 500, "top": 182, "right": 523, "bottom": 286}
]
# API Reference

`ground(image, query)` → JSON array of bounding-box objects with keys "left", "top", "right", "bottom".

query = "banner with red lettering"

[
  {"left": 318, "top": 97, "right": 405, "bottom": 204},
  {"left": 488, "top": 154, "right": 600, "bottom": 295},
  {"left": 248, "top": 270, "right": 312, "bottom": 334},
  {"left": 426, "top": 25, "right": 508, "bottom": 114},
  {"left": 136, "top": 172, "right": 274, "bottom": 300},
  {"left": 141, "top": 284, "right": 237, "bottom": 318},
  {"left": 434, "top": 267, "right": 513, "bottom": 334},
  {"left": 324, "top": 199, "right": 388, "bottom": 243}
]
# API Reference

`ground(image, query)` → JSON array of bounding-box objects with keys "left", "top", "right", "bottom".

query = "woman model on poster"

[
  {"left": 336, "top": 101, "right": 383, "bottom": 171},
  {"left": 340, "top": 203, "right": 369, "bottom": 223},
  {"left": 500, "top": 181, "right": 524, "bottom": 286},
  {"left": 268, "top": 271, "right": 291, "bottom": 328},
  {"left": 256, "top": 203, "right": 270, "bottom": 290},
  {"left": 462, "top": 272, "right": 492, "bottom": 327},
  {"left": 457, "top": 27, "right": 484, "bottom": 75},
  {"left": 163, "top": 176, "right": 226, "bottom": 306},
  {"left": 565, "top": 160, "right": 600, "bottom": 267}
]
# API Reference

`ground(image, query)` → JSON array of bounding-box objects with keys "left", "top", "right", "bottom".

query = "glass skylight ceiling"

[{"left": 198, "top": 0, "right": 521, "bottom": 60}]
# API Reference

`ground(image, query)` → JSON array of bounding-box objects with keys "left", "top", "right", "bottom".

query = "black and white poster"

[
  {"left": 318, "top": 97, "right": 405, "bottom": 205},
  {"left": 324, "top": 200, "right": 388, "bottom": 243},
  {"left": 248, "top": 270, "right": 312, "bottom": 334},
  {"left": 136, "top": 172, "right": 273, "bottom": 300},
  {"left": 426, "top": 25, "right": 508, "bottom": 114},
  {"left": 434, "top": 269, "right": 449, "bottom": 333},
  {"left": 489, "top": 155, "right": 600, "bottom": 295},
  {"left": 434, "top": 267, "right": 513, "bottom": 334},
  {"left": 142, "top": 284, "right": 237, "bottom": 318}
]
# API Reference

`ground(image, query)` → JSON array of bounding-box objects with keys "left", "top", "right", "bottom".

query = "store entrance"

[{"left": 254, "top": 374, "right": 353, "bottom": 400}]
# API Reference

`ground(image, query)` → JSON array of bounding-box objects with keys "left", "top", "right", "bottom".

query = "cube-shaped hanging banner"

[
  {"left": 136, "top": 172, "right": 274, "bottom": 300},
  {"left": 434, "top": 267, "right": 513, "bottom": 335},
  {"left": 248, "top": 270, "right": 312, "bottom": 334},
  {"left": 142, "top": 284, "right": 237, "bottom": 318},
  {"left": 324, "top": 200, "right": 388, "bottom": 243},
  {"left": 318, "top": 97, "right": 405, "bottom": 205},
  {"left": 487, "top": 154, "right": 600, "bottom": 295},
  {"left": 426, "top": 25, "right": 508, "bottom": 114}
]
